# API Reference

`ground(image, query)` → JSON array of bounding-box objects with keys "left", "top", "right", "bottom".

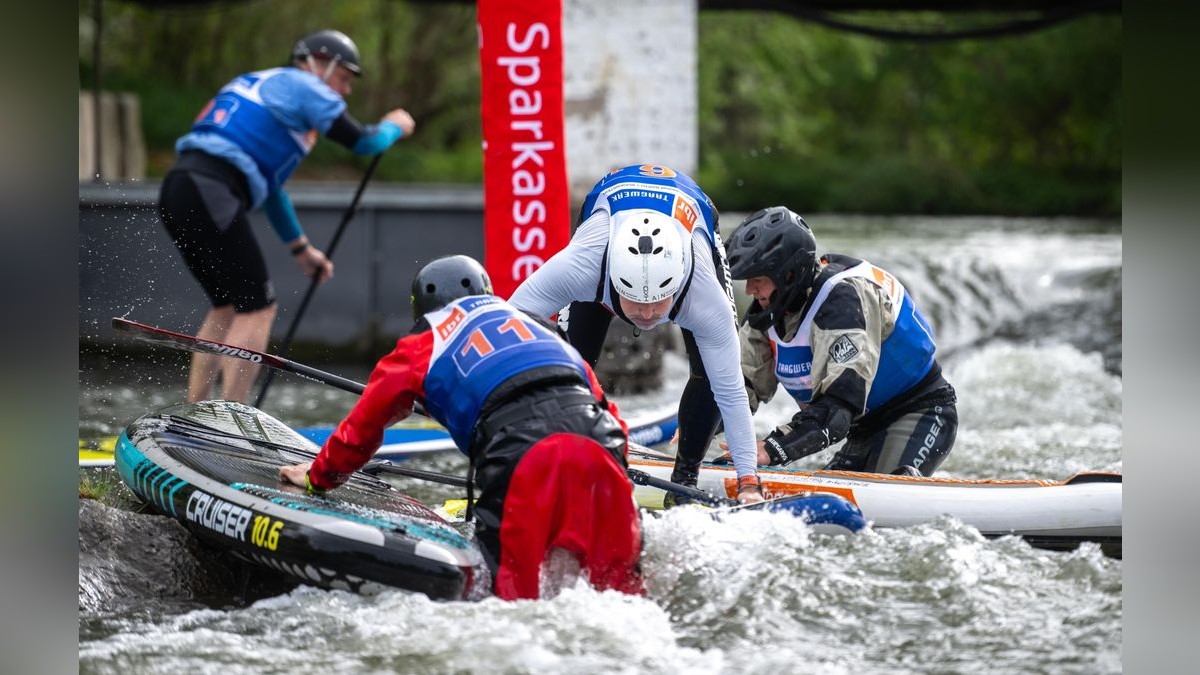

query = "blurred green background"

[{"left": 78, "top": 1, "right": 1120, "bottom": 216}]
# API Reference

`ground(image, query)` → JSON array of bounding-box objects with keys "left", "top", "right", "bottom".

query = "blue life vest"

[
  {"left": 580, "top": 164, "right": 719, "bottom": 245},
  {"left": 770, "top": 260, "right": 936, "bottom": 412},
  {"left": 178, "top": 68, "right": 345, "bottom": 207},
  {"left": 422, "top": 296, "right": 590, "bottom": 451},
  {"left": 581, "top": 164, "right": 733, "bottom": 319}
]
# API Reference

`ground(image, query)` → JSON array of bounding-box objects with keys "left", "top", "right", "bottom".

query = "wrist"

[
  {"left": 737, "top": 474, "right": 764, "bottom": 498},
  {"left": 304, "top": 470, "right": 327, "bottom": 495},
  {"left": 762, "top": 435, "right": 788, "bottom": 465},
  {"left": 290, "top": 240, "right": 311, "bottom": 256}
]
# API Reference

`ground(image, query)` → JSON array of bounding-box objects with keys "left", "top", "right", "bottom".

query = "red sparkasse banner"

[{"left": 477, "top": 0, "right": 569, "bottom": 299}]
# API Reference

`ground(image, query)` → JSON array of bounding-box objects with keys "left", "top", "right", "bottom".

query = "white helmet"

[{"left": 608, "top": 210, "right": 689, "bottom": 304}]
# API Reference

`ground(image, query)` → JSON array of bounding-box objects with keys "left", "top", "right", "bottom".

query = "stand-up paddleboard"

[
  {"left": 114, "top": 400, "right": 488, "bottom": 600},
  {"left": 82, "top": 402, "right": 678, "bottom": 468},
  {"left": 628, "top": 447, "right": 1122, "bottom": 554}
]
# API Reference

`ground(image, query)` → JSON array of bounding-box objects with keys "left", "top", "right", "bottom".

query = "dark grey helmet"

[
  {"left": 725, "top": 206, "right": 819, "bottom": 318},
  {"left": 410, "top": 255, "right": 493, "bottom": 317},
  {"left": 292, "top": 29, "right": 362, "bottom": 76}
]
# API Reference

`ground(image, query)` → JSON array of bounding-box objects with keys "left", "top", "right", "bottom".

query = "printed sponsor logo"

[
  {"left": 185, "top": 491, "right": 252, "bottom": 541},
  {"left": 778, "top": 361, "right": 811, "bottom": 375},
  {"left": 610, "top": 189, "right": 671, "bottom": 204},
  {"left": 672, "top": 197, "right": 698, "bottom": 232},
  {"left": 437, "top": 307, "right": 467, "bottom": 340},
  {"left": 711, "top": 229, "right": 737, "bottom": 314},
  {"left": 197, "top": 340, "right": 262, "bottom": 363},
  {"left": 913, "top": 407, "right": 944, "bottom": 469},
  {"left": 829, "top": 335, "right": 860, "bottom": 364},
  {"left": 250, "top": 515, "right": 284, "bottom": 551}
]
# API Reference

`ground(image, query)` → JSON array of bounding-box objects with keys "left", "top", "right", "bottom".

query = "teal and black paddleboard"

[{"left": 114, "top": 400, "right": 489, "bottom": 600}]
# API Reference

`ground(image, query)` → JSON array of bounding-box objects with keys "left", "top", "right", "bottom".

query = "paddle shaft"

[
  {"left": 627, "top": 468, "right": 736, "bottom": 507},
  {"left": 113, "top": 317, "right": 732, "bottom": 504},
  {"left": 361, "top": 460, "right": 470, "bottom": 488},
  {"left": 254, "top": 152, "right": 384, "bottom": 408},
  {"left": 114, "top": 317, "right": 369, "bottom": 396}
]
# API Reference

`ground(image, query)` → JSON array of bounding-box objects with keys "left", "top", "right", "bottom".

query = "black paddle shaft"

[{"left": 254, "top": 152, "right": 385, "bottom": 408}]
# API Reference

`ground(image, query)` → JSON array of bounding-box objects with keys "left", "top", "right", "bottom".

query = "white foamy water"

[{"left": 79, "top": 217, "right": 1121, "bottom": 673}]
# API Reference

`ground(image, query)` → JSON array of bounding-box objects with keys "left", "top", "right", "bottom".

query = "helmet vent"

[
  {"left": 460, "top": 278, "right": 471, "bottom": 288},
  {"left": 619, "top": 278, "right": 633, "bottom": 288},
  {"left": 637, "top": 235, "right": 654, "bottom": 254},
  {"left": 425, "top": 283, "right": 436, "bottom": 293},
  {"left": 658, "top": 278, "right": 673, "bottom": 288}
]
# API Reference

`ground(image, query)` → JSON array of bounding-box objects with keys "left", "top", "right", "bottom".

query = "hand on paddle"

[
  {"left": 294, "top": 244, "right": 334, "bottom": 283},
  {"left": 715, "top": 439, "right": 773, "bottom": 467},
  {"left": 382, "top": 108, "right": 416, "bottom": 137},
  {"left": 279, "top": 461, "right": 313, "bottom": 489}
]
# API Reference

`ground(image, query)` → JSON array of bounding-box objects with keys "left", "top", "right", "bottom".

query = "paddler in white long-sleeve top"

[{"left": 508, "top": 164, "right": 765, "bottom": 504}]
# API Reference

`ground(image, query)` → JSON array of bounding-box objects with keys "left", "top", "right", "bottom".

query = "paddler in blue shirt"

[
  {"left": 159, "top": 29, "right": 415, "bottom": 403},
  {"left": 722, "top": 207, "right": 959, "bottom": 476}
]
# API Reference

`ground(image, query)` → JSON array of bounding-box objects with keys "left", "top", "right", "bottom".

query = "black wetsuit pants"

[
  {"left": 470, "top": 382, "right": 628, "bottom": 575},
  {"left": 824, "top": 374, "right": 959, "bottom": 476},
  {"left": 559, "top": 301, "right": 718, "bottom": 486}
]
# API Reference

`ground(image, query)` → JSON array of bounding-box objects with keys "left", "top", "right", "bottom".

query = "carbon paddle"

[{"left": 254, "top": 152, "right": 385, "bottom": 408}]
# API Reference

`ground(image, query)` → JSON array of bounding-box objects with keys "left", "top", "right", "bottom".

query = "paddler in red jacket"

[{"left": 280, "top": 255, "right": 643, "bottom": 599}]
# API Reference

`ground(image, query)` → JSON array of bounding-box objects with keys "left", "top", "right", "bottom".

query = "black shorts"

[{"left": 158, "top": 153, "right": 276, "bottom": 313}]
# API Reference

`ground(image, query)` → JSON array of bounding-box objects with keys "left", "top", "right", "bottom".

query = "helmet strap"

[
  {"left": 304, "top": 54, "right": 341, "bottom": 83},
  {"left": 321, "top": 55, "right": 342, "bottom": 81}
]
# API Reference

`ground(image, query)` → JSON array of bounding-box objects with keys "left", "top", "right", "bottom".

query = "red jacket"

[{"left": 308, "top": 330, "right": 626, "bottom": 490}]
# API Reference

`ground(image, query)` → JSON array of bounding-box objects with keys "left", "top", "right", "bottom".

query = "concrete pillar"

[
  {"left": 118, "top": 93, "right": 146, "bottom": 180},
  {"left": 79, "top": 90, "right": 147, "bottom": 181},
  {"left": 98, "top": 91, "right": 123, "bottom": 180},
  {"left": 79, "top": 92, "right": 95, "bottom": 181},
  {"left": 563, "top": 0, "right": 698, "bottom": 201}
]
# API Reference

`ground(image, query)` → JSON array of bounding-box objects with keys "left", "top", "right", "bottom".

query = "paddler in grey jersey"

[
  {"left": 723, "top": 207, "right": 958, "bottom": 476},
  {"left": 509, "top": 164, "right": 765, "bottom": 504}
]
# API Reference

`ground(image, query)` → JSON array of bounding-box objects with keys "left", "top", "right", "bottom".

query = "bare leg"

[
  {"left": 219, "top": 304, "right": 278, "bottom": 402},
  {"left": 188, "top": 306, "right": 235, "bottom": 402}
]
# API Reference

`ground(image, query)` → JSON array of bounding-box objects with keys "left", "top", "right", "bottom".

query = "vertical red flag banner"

[{"left": 477, "top": 0, "right": 569, "bottom": 299}]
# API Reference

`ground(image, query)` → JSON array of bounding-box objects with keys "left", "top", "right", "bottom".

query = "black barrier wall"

[{"left": 79, "top": 182, "right": 484, "bottom": 356}]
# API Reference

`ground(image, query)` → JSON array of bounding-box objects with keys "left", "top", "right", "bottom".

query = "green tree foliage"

[
  {"left": 80, "top": 2, "right": 1119, "bottom": 215},
  {"left": 696, "top": 12, "right": 1121, "bottom": 215}
]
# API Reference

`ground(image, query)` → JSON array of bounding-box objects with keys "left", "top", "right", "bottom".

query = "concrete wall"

[
  {"left": 563, "top": 0, "right": 698, "bottom": 200},
  {"left": 79, "top": 182, "right": 484, "bottom": 355}
]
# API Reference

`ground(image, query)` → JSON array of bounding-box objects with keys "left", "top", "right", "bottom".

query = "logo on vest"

[
  {"left": 829, "top": 335, "right": 860, "bottom": 364},
  {"left": 437, "top": 307, "right": 466, "bottom": 340}
]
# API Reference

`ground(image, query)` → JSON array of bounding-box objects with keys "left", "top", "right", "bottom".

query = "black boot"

[
  {"left": 662, "top": 461, "right": 701, "bottom": 508},
  {"left": 890, "top": 465, "right": 922, "bottom": 478}
]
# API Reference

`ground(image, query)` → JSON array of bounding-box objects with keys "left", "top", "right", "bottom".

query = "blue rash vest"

[
  {"left": 421, "top": 296, "right": 591, "bottom": 451},
  {"left": 176, "top": 67, "right": 346, "bottom": 208},
  {"left": 771, "top": 259, "right": 937, "bottom": 412}
]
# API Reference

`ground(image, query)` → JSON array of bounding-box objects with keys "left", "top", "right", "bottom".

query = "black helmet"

[
  {"left": 292, "top": 30, "right": 362, "bottom": 76},
  {"left": 411, "top": 255, "right": 493, "bottom": 316},
  {"left": 725, "top": 206, "right": 819, "bottom": 320}
]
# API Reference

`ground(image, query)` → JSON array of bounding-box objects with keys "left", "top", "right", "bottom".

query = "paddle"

[
  {"left": 114, "top": 317, "right": 367, "bottom": 397},
  {"left": 626, "top": 468, "right": 734, "bottom": 507},
  {"left": 254, "top": 152, "right": 385, "bottom": 408},
  {"left": 112, "top": 316, "right": 734, "bottom": 505},
  {"left": 361, "top": 460, "right": 469, "bottom": 488}
]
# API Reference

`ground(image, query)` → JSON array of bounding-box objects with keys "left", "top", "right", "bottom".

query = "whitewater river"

[{"left": 78, "top": 216, "right": 1122, "bottom": 673}]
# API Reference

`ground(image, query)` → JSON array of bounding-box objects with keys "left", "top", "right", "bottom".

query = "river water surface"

[{"left": 78, "top": 216, "right": 1122, "bottom": 673}]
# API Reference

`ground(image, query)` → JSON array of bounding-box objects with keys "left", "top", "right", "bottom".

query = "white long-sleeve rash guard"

[{"left": 509, "top": 211, "right": 759, "bottom": 479}]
